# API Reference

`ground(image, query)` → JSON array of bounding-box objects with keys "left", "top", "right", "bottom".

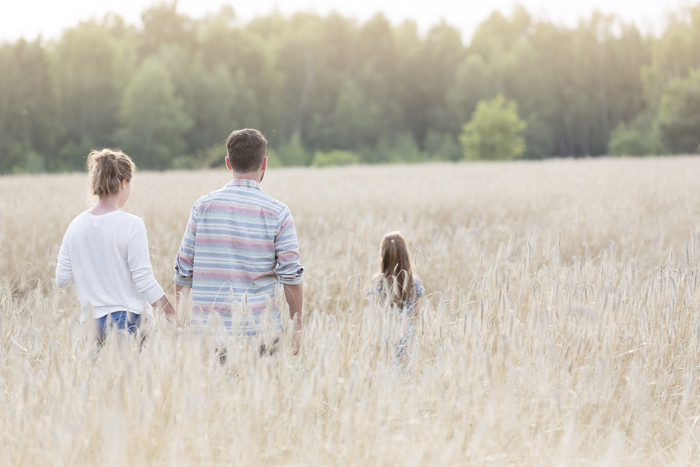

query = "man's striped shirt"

[{"left": 174, "top": 179, "right": 303, "bottom": 337}]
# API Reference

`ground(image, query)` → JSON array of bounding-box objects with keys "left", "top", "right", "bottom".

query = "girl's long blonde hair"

[{"left": 377, "top": 231, "right": 415, "bottom": 307}]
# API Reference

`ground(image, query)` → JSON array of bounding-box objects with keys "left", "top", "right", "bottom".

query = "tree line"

[{"left": 2, "top": 3, "right": 700, "bottom": 173}]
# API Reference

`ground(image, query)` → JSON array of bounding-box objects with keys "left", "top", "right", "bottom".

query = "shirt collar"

[{"left": 227, "top": 179, "right": 261, "bottom": 190}]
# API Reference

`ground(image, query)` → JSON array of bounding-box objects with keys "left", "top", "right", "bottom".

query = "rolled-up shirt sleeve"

[
  {"left": 174, "top": 203, "right": 198, "bottom": 288},
  {"left": 275, "top": 207, "right": 303, "bottom": 285}
]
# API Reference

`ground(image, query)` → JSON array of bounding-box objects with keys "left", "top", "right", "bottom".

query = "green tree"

[
  {"left": 115, "top": 59, "right": 193, "bottom": 169},
  {"left": 139, "top": 2, "right": 196, "bottom": 56},
  {"left": 0, "top": 40, "right": 56, "bottom": 173},
  {"left": 608, "top": 117, "right": 662, "bottom": 156},
  {"left": 424, "top": 130, "right": 462, "bottom": 161},
  {"left": 402, "top": 21, "right": 465, "bottom": 143},
  {"left": 642, "top": 22, "right": 694, "bottom": 113},
  {"left": 311, "top": 149, "right": 360, "bottom": 167},
  {"left": 4, "top": 3, "right": 700, "bottom": 172},
  {"left": 273, "top": 13, "right": 329, "bottom": 145},
  {"left": 521, "top": 114, "right": 555, "bottom": 159},
  {"left": 656, "top": 68, "right": 700, "bottom": 154},
  {"left": 274, "top": 133, "right": 312, "bottom": 166},
  {"left": 459, "top": 94, "right": 526, "bottom": 160},
  {"left": 446, "top": 54, "right": 491, "bottom": 136},
  {"left": 313, "top": 80, "right": 383, "bottom": 151},
  {"left": 465, "top": 8, "right": 560, "bottom": 156},
  {"left": 152, "top": 46, "right": 239, "bottom": 156},
  {"left": 362, "top": 131, "right": 423, "bottom": 163},
  {"left": 51, "top": 21, "right": 130, "bottom": 164},
  {"left": 350, "top": 14, "right": 404, "bottom": 145}
]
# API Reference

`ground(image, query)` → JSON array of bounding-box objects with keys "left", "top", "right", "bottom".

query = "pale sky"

[{"left": 0, "top": 0, "right": 690, "bottom": 43}]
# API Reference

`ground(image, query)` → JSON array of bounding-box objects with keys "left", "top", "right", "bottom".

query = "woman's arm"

[
  {"left": 55, "top": 230, "right": 74, "bottom": 288},
  {"left": 152, "top": 295, "right": 176, "bottom": 323},
  {"left": 127, "top": 219, "right": 168, "bottom": 306}
]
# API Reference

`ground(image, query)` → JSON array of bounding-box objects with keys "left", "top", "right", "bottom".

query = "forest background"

[{"left": 2, "top": 2, "right": 700, "bottom": 173}]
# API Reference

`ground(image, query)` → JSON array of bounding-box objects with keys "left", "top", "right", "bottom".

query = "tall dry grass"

[{"left": 1, "top": 157, "right": 699, "bottom": 465}]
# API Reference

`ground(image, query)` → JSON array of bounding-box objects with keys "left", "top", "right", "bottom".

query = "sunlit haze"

[{"left": 1, "top": 0, "right": 687, "bottom": 43}]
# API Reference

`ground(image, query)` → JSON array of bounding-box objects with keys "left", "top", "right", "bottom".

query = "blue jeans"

[{"left": 96, "top": 311, "right": 142, "bottom": 343}]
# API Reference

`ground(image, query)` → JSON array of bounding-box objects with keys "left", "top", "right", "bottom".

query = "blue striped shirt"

[{"left": 174, "top": 179, "right": 303, "bottom": 338}]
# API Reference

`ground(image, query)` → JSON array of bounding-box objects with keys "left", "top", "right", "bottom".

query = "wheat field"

[{"left": 1, "top": 157, "right": 699, "bottom": 465}]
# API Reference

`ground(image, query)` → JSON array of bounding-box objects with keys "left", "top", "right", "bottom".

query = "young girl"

[
  {"left": 370, "top": 231, "right": 425, "bottom": 363},
  {"left": 55, "top": 148, "right": 175, "bottom": 342}
]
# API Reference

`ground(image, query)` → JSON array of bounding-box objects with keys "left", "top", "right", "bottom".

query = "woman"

[
  {"left": 369, "top": 231, "right": 425, "bottom": 364},
  {"left": 55, "top": 148, "right": 175, "bottom": 342}
]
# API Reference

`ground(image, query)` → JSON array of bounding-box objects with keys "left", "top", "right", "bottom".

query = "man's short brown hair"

[{"left": 226, "top": 128, "right": 268, "bottom": 172}]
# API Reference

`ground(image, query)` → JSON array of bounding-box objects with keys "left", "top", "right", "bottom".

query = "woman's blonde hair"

[{"left": 87, "top": 148, "right": 135, "bottom": 197}]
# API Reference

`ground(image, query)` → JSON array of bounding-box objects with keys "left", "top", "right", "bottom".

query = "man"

[{"left": 174, "top": 128, "right": 303, "bottom": 354}]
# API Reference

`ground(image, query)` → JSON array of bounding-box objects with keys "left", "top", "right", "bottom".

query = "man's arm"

[
  {"left": 275, "top": 207, "right": 304, "bottom": 353},
  {"left": 173, "top": 203, "right": 198, "bottom": 324},
  {"left": 175, "top": 283, "right": 191, "bottom": 309},
  {"left": 174, "top": 283, "right": 191, "bottom": 326},
  {"left": 284, "top": 283, "right": 303, "bottom": 354}
]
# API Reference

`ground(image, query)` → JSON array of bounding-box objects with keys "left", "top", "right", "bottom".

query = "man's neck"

[{"left": 233, "top": 171, "right": 261, "bottom": 182}]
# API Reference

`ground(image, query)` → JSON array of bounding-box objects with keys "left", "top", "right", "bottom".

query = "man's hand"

[
  {"left": 174, "top": 284, "right": 192, "bottom": 327},
  {"left": 292, "top": 316, "right": 303, "bottom": 355},
  {"left": 284, "top": 283, "right": 303, "bottom": 355}
]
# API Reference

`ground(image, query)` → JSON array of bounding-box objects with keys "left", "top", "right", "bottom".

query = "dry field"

[{"left": 1, "top": 157, "right": 699, "bottom": 465}]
